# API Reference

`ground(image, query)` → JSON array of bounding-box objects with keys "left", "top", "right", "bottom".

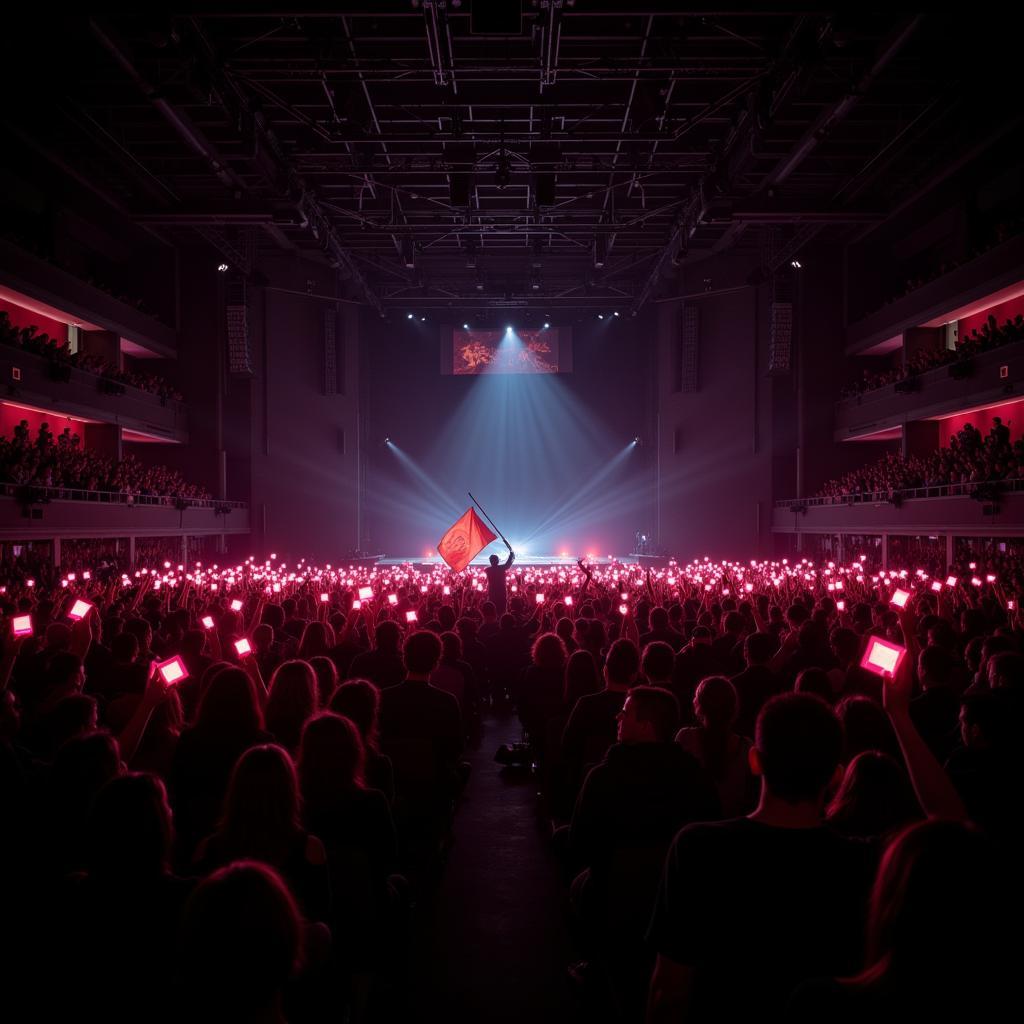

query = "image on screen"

[{"left": 448, "top": 328, "right": 568, "bottom": 375}]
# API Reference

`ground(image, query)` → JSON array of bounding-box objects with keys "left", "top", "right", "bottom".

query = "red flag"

[{"left": 437, "top": 508, "right": 497, "bottom": 572}]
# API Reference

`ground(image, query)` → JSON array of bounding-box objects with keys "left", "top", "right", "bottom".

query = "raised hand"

[{"left": 882, "top": 650, "right": 913, "bottom": 718}]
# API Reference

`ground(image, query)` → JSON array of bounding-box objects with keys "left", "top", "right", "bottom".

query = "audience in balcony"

[
  {"left": 0, "top": 420, "right": 210, "bottom": 500},
  {"left": 841, "top": 313, "right": 1024, "bottom": 399},
  {"left": 0, "top": 310, "right": 182, "bottom": 400},
  {"left": 818, "top": 421, "right": 1023, "bottom": 499},
  {"left": 0, "top": 228, "right": 168, "bottom": 324},
  {"left": 864, "top": 214, "right": 1024, "bottom": 320}
]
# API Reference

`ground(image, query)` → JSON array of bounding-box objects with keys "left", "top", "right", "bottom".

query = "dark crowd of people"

[
  {"left": 0, "top": 227, "right": 170, "bottom": 325},
  {"left": 840, "top": 313, "right": 1024, "bottom": 400},
  {"left": 861, "top": 215, "right": 1024, "bottom": 323},
  {"left": 0, "top": 555, "right": 1020, "bottom": 1022},
  {"left": 0, "top": 538, "right": 213, "bottom": 592},
  {"left": 0, "top": 420, "right": 210, "bottom": 500},
  {"left": 817, "top": 419, "right": 1022, "bottom": 499},
  {"left": 0, "top": 310, "right": 182, "bottom": 400}
]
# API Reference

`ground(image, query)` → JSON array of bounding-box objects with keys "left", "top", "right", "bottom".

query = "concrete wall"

[
  {"left": 654, "top": 260, "right": 775, "bottom": 559},
  {"left": 139, "top": 255, "right": 226, "bottom": 499},
  {"left": 248, "top": 257, "right": 360, "bottom": 559}
]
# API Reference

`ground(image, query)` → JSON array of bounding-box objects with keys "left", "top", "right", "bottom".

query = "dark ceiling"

[{"left": 3, "top": 5, "right": 1019, "bottom": 314}]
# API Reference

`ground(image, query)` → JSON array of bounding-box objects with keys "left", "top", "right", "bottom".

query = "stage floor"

[{"left": 378, "top": 554, "right": 639, "bottom": 568}]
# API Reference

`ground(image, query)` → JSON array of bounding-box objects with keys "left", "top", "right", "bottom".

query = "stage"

[{"left": 377, "top": 553, "right": 652, "bottom": 568}]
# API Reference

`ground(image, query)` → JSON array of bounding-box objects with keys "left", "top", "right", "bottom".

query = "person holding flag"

[
  {"left": 484, "top": 548, "right": 516, "bottom": 616},
  {"left": 436, "top": 494, "right": 514, "bottom": 613}
]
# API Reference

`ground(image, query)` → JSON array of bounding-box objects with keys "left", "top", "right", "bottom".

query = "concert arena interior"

[{"left": 1, "top": 7, "right": 1022, "bottom": 1024}]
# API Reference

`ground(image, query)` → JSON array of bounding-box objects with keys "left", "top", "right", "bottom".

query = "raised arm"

[
  {"left": 68, "top": 607, "right": 96, "bottom": 660},
  {"left": 884, "top": 655, "right": 967, "bottom": 820},
  {"left": 751, "top": 595, "right": 768, "bottom": 633},
  {"left": 620, "top": 600, "right": 640, "bottom": 647},
  {"left": 0, "top": 635, "right": 25, "bottom": 695},
  {"left": 118, "top": 667, "right": 168, "bottom": 765},
  {"left": 577, "top": 558, "right": 593, "bottom": 600},
  {"left": 242, "top": 652, "right": 269, "bottom": 709}
]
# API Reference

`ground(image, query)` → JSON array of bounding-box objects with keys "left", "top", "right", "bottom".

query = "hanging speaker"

[
  {"left": 678, "top": 304, "right": 699, "bottom": 393},
  {"left": 226, "top": 279, "right": 253, "bottom": 377},
  {"left": 768, "top": 301, "right": 793, "bottom": 376}
]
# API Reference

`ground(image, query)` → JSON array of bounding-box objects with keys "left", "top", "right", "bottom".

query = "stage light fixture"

[
  {"left": 613, "top": 311, "right": 620, "bottom": 317},
  {"left": 593, "top": 235, "right": 607, "bottom": 269},
  {"left": 463, "top": 323, "right": 470, "bottom": 329},
  {"left": 420, "top": 316, "right": 427, "bottom": 322},
  {"left": 402, "top": 237, "right": 416, "bottom": 269},
  {"left": 543, "top": 322, "right": 550, "bottom": 329},
  {"left": 597, "top": 314, "right": 604, "bottom": 320},
  {"left": 217, "top": 263, "right": 229, "bottom": 272},
  {"left": 506, "top": 325, "right": 513, "bottom": 332},
  {"left": 407, "top": 312, "right": 415, "bottom": 319},
  {"left": 790, "top": 259, "right": 802, "bottom": 269}
]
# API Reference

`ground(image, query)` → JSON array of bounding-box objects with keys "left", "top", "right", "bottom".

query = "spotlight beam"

[
  {"left": 523, "top": 442, "right": 637, "bottom": 544},
  {"left": 401, "top": 345, "right": 647, "bottom": 555},
  {"left": 386, "top": 442, "right": 462, "bottom": 520}
]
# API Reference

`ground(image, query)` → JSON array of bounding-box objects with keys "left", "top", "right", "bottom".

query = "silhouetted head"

[
  {"left": 179, "top": 861, "right": 303, "bottom": 1022},
  {"left": 299, "top": 711, "right": 366, "bottom": 802},
  {"left": 403, "top": 629, "right": 443, "bottom": 676},
  {"left": 489, "top": 554, "right": 499, "bottom": 566},
  {"left": 330, "top": 678, "right": 381, "bottom": 744},
  {"left": 826, "top": 751, "right": 920, "bottom": 839},
  {"left": 693, "top": 675, "right": 738, "bottom": 732},
  {"left": 864, "top": 820, "right": 1010, "bottom": 1002},
  {"left": 265, "top": 660, "right": 318, "bottom": 753},
  {"left": 87, "top": 772, "right": 173, "bottom": 881},
  {"left": 617, "top": 686, "right": 680, "bottom": 743},
  {"left": 754, "top": 693, "right": 843, "bottom": 803},
  {"left": 220, "top": 744, "right": 301, "bottom": 863}
]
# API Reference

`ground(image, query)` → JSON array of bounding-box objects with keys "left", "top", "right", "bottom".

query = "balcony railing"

[
  {"left": 775, "top": 478, "right": 1024, "bottom": 509},
  {"left": 0, "top": 346, "right": 188, "bottom": 441},
  {"left": 0, "top": 481, "right": 246, "bottom": 511}
]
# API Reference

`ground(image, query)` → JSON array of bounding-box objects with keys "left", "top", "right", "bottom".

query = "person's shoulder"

[
  {"left": 666, "top": 740, "right": 706, "bottom": 775},
  {"left": 577, "top": 756, "right": 611, "bottom": 792},
  {"left": 428, "top": 683, "right": 461, "bottom": 709},
  {"left": 164, "top": 872, "right": 197, "bottom": 905},
  {"left": 574, "top": 691, "right": 603, "bottom": 711},
  {"left": 670, "top": 816, "right": 748, "bottom": 847},
  {"left": 665, "top": 817, "right": 750, "bottom": 864},
  {"left": 304, "top": 832, "right": 328, "bottom": 866},
  {"left": 192, "top": 832, "right": 216, "bottom": 867},
  {"left": 362, "top": 784, "right": 391, "bottom": 810}
]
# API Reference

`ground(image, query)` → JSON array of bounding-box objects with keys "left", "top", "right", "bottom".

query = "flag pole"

[{"left": 468, "top": 492, "right": 512, "bottom": 550}]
